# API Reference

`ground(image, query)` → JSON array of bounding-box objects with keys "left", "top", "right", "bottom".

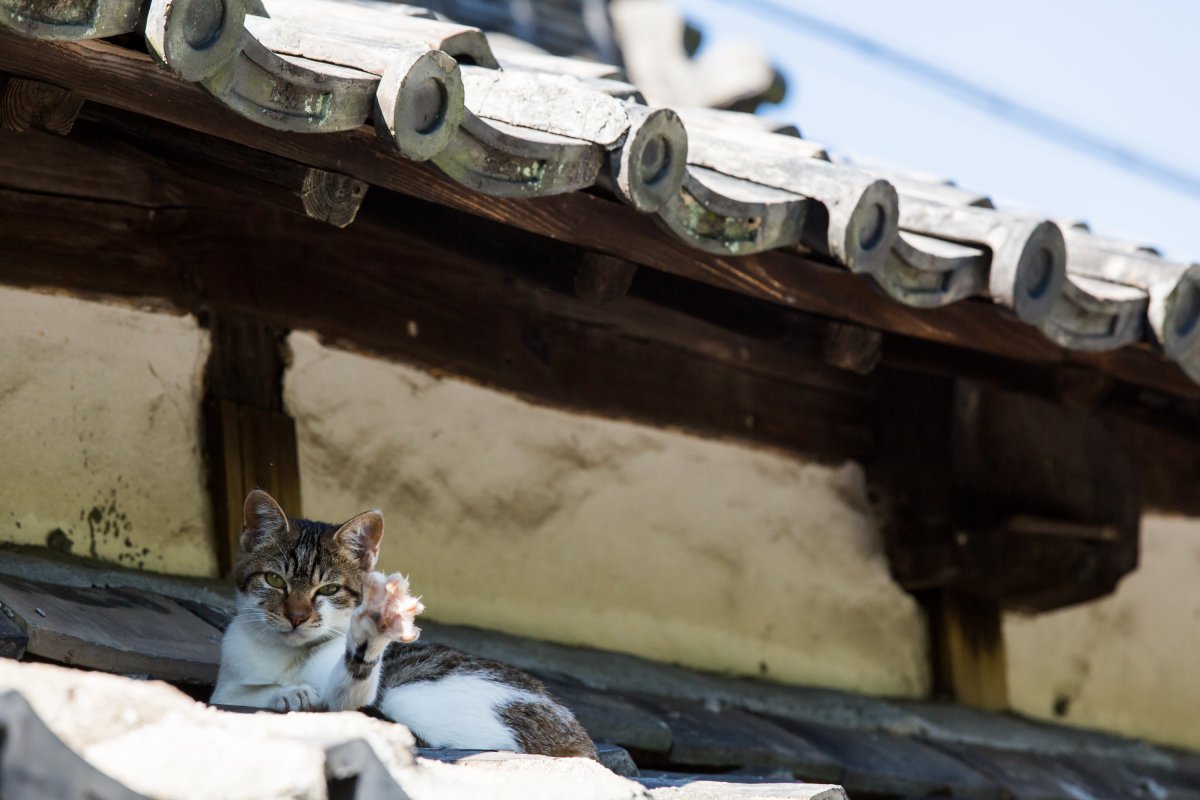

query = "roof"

[
  {"left": 2, "top": 547, "right": 1200, "bottom": 799},
  {"left": 1, "top": 0, "right": 1197, "bottom": 398}
]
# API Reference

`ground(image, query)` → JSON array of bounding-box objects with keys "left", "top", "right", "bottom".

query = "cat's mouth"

[{"left": 281, "top": 626, "right": 314, "bottom": 642}]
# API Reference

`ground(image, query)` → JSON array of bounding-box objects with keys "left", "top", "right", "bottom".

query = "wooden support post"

[
  {"left": 0, "top": 76, "right": 85, "bottom": 135},
  {"left": 925, "top": 590, "right": 1008, "bottom": 711},
  {"left": 870, "top": 370, "right": 1010, "bottom": 711},
  {"left": 203, "top": 313, "right": 301, "bottom": 575}
]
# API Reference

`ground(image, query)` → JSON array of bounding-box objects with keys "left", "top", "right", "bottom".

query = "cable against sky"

[{"left": 710, "top": 0, "right": 1200, "bottom": 201}]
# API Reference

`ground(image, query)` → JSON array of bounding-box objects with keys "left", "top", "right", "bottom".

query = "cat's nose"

[{"left": 286, "top": 609, "right": 310, "bottom": 628}]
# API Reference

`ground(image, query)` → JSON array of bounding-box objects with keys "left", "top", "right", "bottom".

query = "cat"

[{"left": 210, "top": 489, "right": 597, "bottom": 759}]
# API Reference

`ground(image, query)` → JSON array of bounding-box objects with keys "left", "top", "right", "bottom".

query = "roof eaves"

[{"left": 2, "top": 0, "right": 1199, "bottom": 392}]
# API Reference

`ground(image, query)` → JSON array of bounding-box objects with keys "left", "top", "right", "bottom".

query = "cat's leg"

[
  {"left": 270, "top": 684, "right": 326, "bottom": 711},
  {"left": 321, "top": 571, "right": 423, "bottom": 711},
  {"left": 211, "top": 681, "right": 325, "bottom": 711}
]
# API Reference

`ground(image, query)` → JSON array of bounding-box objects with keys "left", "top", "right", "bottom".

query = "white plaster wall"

[
  {"left": 1006, "top": 514, "right": 1200, "bottom": 751},
  {"left": 0, "top": 287, "right": 215, "bottom": 577},
  {"left": 285, "top": 332, "right": 929, "bottom": 696}
]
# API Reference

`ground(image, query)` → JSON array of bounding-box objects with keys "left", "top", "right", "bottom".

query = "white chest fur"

[{"left": 212, "top": 618, "right": 345, "bottom": 702}]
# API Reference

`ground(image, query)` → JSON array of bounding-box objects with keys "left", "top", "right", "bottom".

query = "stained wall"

[
  {"left": 1006, "top": 513, "right": 1200, "bottom": 751},
  {"left": 0, "top": 287, "right": 216, "bottom": 577}
]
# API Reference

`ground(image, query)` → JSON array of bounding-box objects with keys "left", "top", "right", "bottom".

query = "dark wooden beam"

[
  {"left": 0, "top": 35, "right": 1196, "bottom": 401},
  {"left": 871, "top": 374, "right": 1141, "bottom": 613},
  {"left": 202, "top": 313, "right": 301, "bottom": 574}
]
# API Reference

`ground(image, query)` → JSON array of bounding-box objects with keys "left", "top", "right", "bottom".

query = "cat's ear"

[
  {"left": 333, "top": 510, "right": 385, "bottom": 570},
  {"left": 241, "top": 489, "right": 289, "bottom": 553}
]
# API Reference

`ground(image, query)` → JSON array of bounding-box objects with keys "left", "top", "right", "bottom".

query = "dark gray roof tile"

[
  {"left": 540, "top": 677, "right": 674, "bottom": 753},
  {"left": 877, "top": 231, "right": 988, "bottom": 308},
  {"left": 684, "top": 126, "right": 898, "bottom": 274},
  {"left": 767, "top": 717, "right": 1004, "bottom": 800},
  {"left": 1064, "top": 228, "right": 1200, "bottom": 375},
  {"left": 631, "top": 696, "right": 843, "bottom": 784},
  {"left": 1, "top": 0, "right": 141, "bottom": 39},
  {"left": 896, "top": 199, "right": 1067, "bottom": 324},
  {"left": 656, "top": 166, "right": 809, "bottom": 256},
  {"left": 461, "top": 64, "right": 630, "bottom": 145},
  {"left": 433, "top": 110, "right": 604, "bottom": 196},
  {"left": 929, "top": 743, "right": 1114, "bottom": 800},
  {"left": 1040, "top": 274, "right": 1149, "bottom": 351},
  {"left": 202, "top": 20, "right": 380, "bottom": 133},
  {"left": 261, "top": 0, "right": 500, "bottom": 68}
]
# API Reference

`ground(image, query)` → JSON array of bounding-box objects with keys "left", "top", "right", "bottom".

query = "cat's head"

[{"left": 232, "top": 489, "right": 384, "bottom": 647}]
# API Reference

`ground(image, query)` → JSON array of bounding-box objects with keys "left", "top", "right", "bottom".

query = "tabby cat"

[{"left": 210, "top": 490, "right": 596, "bottom": 758}]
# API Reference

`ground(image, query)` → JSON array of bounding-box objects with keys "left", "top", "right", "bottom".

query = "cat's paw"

[
  {"left": 352, "top": 571, "right": 424, "bottom": 646},
  {"left": 269, "top": 684, "right": 326, "bottom": 712}
]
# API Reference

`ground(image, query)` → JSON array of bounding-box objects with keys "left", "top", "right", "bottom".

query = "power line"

[{"left": 708, "top": 0, "right": 1200, "bottom": 201}]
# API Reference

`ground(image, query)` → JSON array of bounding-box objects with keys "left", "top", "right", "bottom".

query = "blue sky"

[{"left": 671, "top": 0, "right": 1200, "bottom": 262}]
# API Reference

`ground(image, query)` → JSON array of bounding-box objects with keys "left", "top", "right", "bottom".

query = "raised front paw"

[
  {"left": 352, "top": 571, "right": 425, "bottom": 646},
  {"left": 269, "top": 684, "right": 326, "bottom": 712}
]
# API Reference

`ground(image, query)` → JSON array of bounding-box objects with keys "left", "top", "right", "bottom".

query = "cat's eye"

[
  {"left": 263, "top": 572, "right": 286, "bottom": 589},
  {"left": 316, "top": 584, "right": 340, "bottom": 596}
]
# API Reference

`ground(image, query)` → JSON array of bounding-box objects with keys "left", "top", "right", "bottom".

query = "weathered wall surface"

[
  {"left": 0, "top": 288, "right": 215, "bottom": 577},
  {"left": 285, "top": 332, "right": 929, "bottom": 696},
  {"left": 1006, "top": 514, "right": 1200, "bottom": 751}
]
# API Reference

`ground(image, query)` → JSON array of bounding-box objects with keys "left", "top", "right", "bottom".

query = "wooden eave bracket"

[{"left": 874, "top": 376, "right": 1141, "bottom": 614}]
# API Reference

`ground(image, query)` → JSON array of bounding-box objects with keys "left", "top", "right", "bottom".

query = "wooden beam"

[
  {"left": 925, "top": 590, "right": 1008, "bottom": 712},
  {"left": 202, "top": 313, "right": 301, "bottom": 574},
  {"left": 204, "top": 312, "right": 288, "bottom": 411},
  {"left": 0, "top": 76, "right": 84, "bottom": 135},
  {"left": 0, "top": 35, "right": 1195, "bottom": 401}
]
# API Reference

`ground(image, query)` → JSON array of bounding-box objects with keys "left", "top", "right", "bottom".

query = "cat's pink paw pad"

[
  {"left": 269, "top": 684, "right": 325, "bottom": 712},
  {"left": 356, "top": 571, "right": 424, "bottom": 643}
]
